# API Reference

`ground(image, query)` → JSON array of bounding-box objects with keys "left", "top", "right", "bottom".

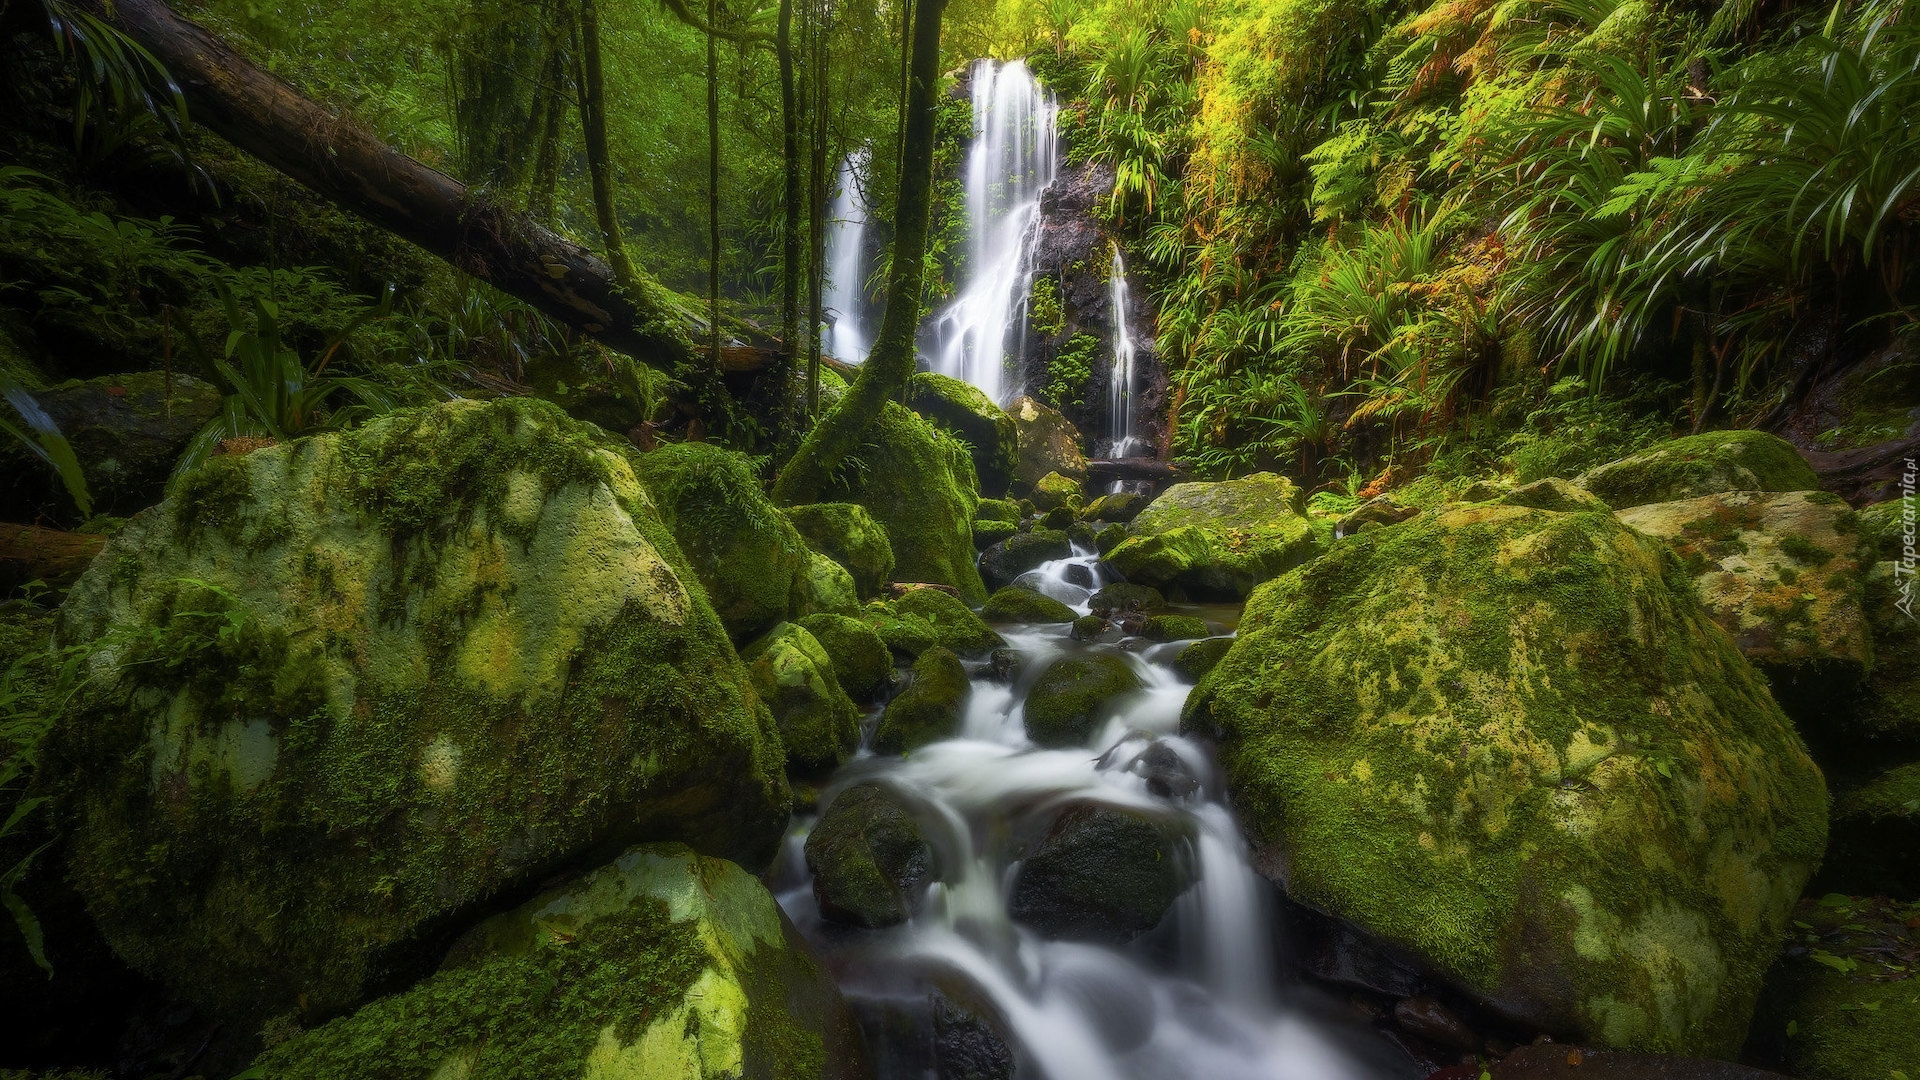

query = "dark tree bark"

[
  {"left": 574, "top": 0, "right": 641, "bottom": 299},
  {"left": 772, "top": 0, "right": 946, "bottom": 505},
  {"left": 778, "top": 0, "right": 800, "bottom": 373},
  {"left": 72, "top": 0, "right": 735, "bottom": 424},
  {"left": 707, "top": 0, "right": 723, "bottom": 412},
  {"left": 526, "top": 19, "right": 571, "bottom": 224},
  {"left": 805, "top": 0, "right": 829, "bottom": 417}
]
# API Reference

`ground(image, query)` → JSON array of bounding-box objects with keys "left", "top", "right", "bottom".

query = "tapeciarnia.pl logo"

[{"left": 1899, "top": 458, "right": 1916, "bottom": 621}]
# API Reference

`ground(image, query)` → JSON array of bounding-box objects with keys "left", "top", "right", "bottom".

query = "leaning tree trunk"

[
  {"left": 72, "top": 0, "right": 734, "bottom": 426},
  {"left": 771, "top": 0, "right": 946, "bottom": 505},
  {"left": 707, "top": 0, "right": 723, "bottom": 417},
  {"left": 805, "top": 0, "right": 829, "bottom": 418},
  {"left": 778, "top": 0, "right": 800, "bottom": 373}
]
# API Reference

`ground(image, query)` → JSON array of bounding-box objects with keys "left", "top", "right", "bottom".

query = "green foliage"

[
  {"left": 1046, "top": 332, "right": 1101, "bottom": 409},
  {"left": 0, "top": 369, "right": 92, "bottom": 517}
]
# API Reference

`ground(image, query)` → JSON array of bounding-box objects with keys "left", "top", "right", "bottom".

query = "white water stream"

[
  {"left": 1106, "top": 244, "right": 1145, "bottom": 461},
  {"left": 824, "top": 150, "right": 872, "bottom": 364},
  {"left": 774, "top": 547, "right": 1416, "bottom": 1079}
]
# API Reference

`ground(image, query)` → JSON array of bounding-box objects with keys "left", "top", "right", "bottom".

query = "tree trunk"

[
  {"left": 575, "top": 0, "right": 641, "bottom": 300},
  {"left": 708, "top": 0, "right": 723, "bottom": 415},
  {"left": 72, "top": 0, "right": 733, "bottom": 425},
  {"left": 778, "top": 0, "right": 800, "bottom": 374},
  {"left": 526, "top": 22, "right": 570, "bottom": 225},
  {"left": 806, "top": 0, "right": 829, "bottom": 418},
  {"left": 771, "top": 0, "right": 946, "bottom": 505}
]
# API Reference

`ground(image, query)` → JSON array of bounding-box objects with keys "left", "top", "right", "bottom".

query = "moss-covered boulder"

[
  {"left": 1104, "top": 474, "right": 1319, "bottom": 598},
  {"left": 1081, "top": 491, "right": 1146, "bottom": 523},
  {"left": 1817, "top": 762, "right": 1919, "bottom": 898},
  {"left": 872, "top": 647, "right": 970, "bottom": 754},
  {"left": 979, "top": 529, "right": 1072, "bottom": 591},
  {"left": 1495, "top": 477, "right": 1611, "bottom": 514},
  {"left": 1750, "top": 895, "right": 1920, "bottom": 1080},
  {"left": 634, "top": 441, "right": 810, "bottom": 637},
  {"left": 0, "top": 371, "right": 221, "bottom": 518},
  {"left": 1094, "top": 521, "right": 1127, "bottom": 555},
  {"left": 1617, "top": 491, "right": 1870, "bottom": 714},
  {"left": 1140, "top": 614, "right": 1208, "bottom": 642},
  {"left": 1335, "top": 495, "right": 1420, "bottom": 538},
  {"left": 974, "top": 497, "right": 1020, "bottom": 523},
  {"left": 1173, "top": 637, "right": 1233, "bottom": 682},
  {"left": 796, "top": 613, "right": 893, "bottom": 700},
  {"left": 791, "top": 552, "right": 861, "bottom": 619},
  {"left": 741, "top": 623, "right": 860, "bottom": 776},
  {"left": 906, "top": 372, "right": 1019, "bottom": 496},
  {"left": 805, "top": 783, "right": 936, "bottom": 929},
  {"left": 1089, "top": 582, "right": 1165, "bottom": 616},
  {"left": 247, "top": 843, "right": 868, "bottom": 1080},
  {"left": 973, "top": 519, "right": 1018, "bottom": 550},
  {"left": 1024, "top": 654, "right": 1142, "bottom": 748},
  {"left": 1855, "top": 498, "right": 1908, "bottom": 561},
  {"left": 980, "top": 586, "right": 1077, "bottom": 624},
  {"left": 1182, "top": 503, "right": 1828, "bottom": 1056},
  {"left": 823, "top": 403, "right": 986, "bottom": 604},
  {"left": 784, "top": 502, "right": 896, "bottom": 601},
  {"left": 1854, "top": 561, "right": 1920, "bottom": 746},
  {"left": 1008, "top": 396, "right": 1087, "bottom": 486},
  {"left": 896, "top": 586, "right": 1001, "bottom": 652},
  {"left": 519, "top": 348, "right": 673, "bottom": 436},
  {"left": 53, "top": 399, "right": 790, "bottom": 1029},
  {"left": 1574, "top": 430, "right": 1819, "bottom": 510},
  {"left": 1008, "top": 803, "right": 1190, "bottom": 944},
  {"left": 1031, "top": 472, "right": 1084, "bottom": 512}
]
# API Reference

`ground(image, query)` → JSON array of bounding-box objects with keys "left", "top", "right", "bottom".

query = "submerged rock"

[
  {"left": 872, "top": 647, "right": 971, "bottom": 754},
  {"left": 806, "top": 783, "right": 936, "bottom": 929},
  {"left": 906, "top": 371, "right": 1019, "bottom": 496},
  {"left": 797, "top": 613, "right": 894, "bottom": 700},
  {"left": 1574, "top": 429, "right": 1819, "bottom": 509},
  {"left": 1183, "top": 503, "right": 1827, "bottom": 1056},
  {"left": 0, "top": 370, "right": 221, "bottom": 518},
  {"left": 980, "top": 585, "right": 1077, "bottom": 624},
  {"left": 1024, "top": 654, "right": 1142, "bottom": 747},
  {"left": 979, "top": 529, "right": 1071, "bottom": 591},
  {"left": 741, "top": 622, "right": 860, "bottom": 776},
  {"left": 785, "top": 502, "right": 897, "bottom": 600},
  {"left": 1008, "top": 395, "right": 1087, "bottom": 486},
  {"left": 1008, "top": 803, "right": 1190, "bottom": 944},
  {"left": 825, "top": 402, "right": 987, "bottom": 604},
  {"left": 249, "top": 844, "right": 868, "bottom": 1079},
  {"left": 1104, "top": 473, "right": 1319, "bottom": 598},
  {"left": 53, "top": 399, "right": 790, "bottom": 1029}
]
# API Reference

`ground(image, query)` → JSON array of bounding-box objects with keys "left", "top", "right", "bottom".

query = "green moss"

[
  {"left": 1024, "top": 654, "right": 1142, "bottom": 747},
  {"left": 1855, "top": 561, "right": 1920, "bottom": 743},
  {"left": 1174, "top": 637, "right": 1233, "bottom": 681},
  {"left": 825, "top": 403, "right": 986, "bottom": 603},
  {"left": 804, "top": 784, "right": 934, "bottom": 929},
  {"left": 980, "top": 587, "right": 1078, "bottom": 624},
  {"left": 891, "top": 587, "right": 1003, "bottom": 655},
  {"left": 905, "top": 372, "right": 1019, "bottom": 496},
  {"left": 783, "top": 502, "right": 896, "bottom": 601},
  {"left": 1818, "top": 762, "right": 1920, "bottom": 898},
  {"left": 1182, "top": 503, "right": 1828, "bottom": 1056},
  {"left": 1106, "top": 474, "right": 1320, "bottom": 598},
  {"left": 790, "top": 552, "right": 860, "bottom": 619},
  {"left": 973, "top": 519, "right": 1019, "bottom": 550},
  {"left": 1044, "top": 333, "right": 1100, "bottom": 411},
  {"left": 872, "top": 647, "right": 970, "bottom": 754},
  {"left": 974, "top": 498, "right": 1020, "bottom": 523},
  {"left": 1750, "top": 895, "right": 1920, "bottom": 1080},
  {"left": 1141, "top": 614, "right": 1209, "bottom": 642},
  {"left": 1575, "top": 429, "right": 1819, "bottom": 509},
  {"left": 1028, "top": 273, "right": 1065, "bottom": 338},
  {"left": 740, "top": 623, "right": 859, "bottom": 777},
  {"left": 1032, "top": 472, "right": 1084, "bottom": 512},
  {"left": 795, "top": 614, "right": 893, "bottom": 700}
]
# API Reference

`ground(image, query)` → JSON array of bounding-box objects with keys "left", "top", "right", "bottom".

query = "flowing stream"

[
  {"left": 825, "top": 150, "right": 872, "bottom": 364},
  {"left": 1106, "top": 244, "right": 1145, "bottom": 461},
  {"left": 930, "top": 60, "right": 1058, "bottom": 404},
  {"left": 772, "top": 548, "right": 1419, "bottom": 1079}
]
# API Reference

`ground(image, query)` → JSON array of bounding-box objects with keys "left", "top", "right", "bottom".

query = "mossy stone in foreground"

[
  {"left": 824, "top": 403, "right": 986, "bottom": 603},
  {"left": 1574, "top": 429, "right": 1818, "bottom": 509},
  {"left": 1008, "top": 803, "right": 1190, "bottom": 944},
  {"left": 906, "top": 371, "right": 1019, "bottom": 496},
  {"left": 1104, "top": 473, "right": 1319, "bottom": 598},
  {"left": 1749, "top": 895, "right": 1920, "bottom": 1080},
  {"left": 980, "top": 586, "right": 1078, "bottom": 624},
  {"left": 893, "top": 587, "right": 1003, "bottom": 656},
  {"left": 741, "top": 623, "right": 860, "bottom": 776},
  {"left": 634, "top": 441, "right": 810, "bottom": 637},
  {"left": 1173, "top": 637, "right": 1232, "bottom": 682},
  {"left": 872, "top": 648, "right": 970, "bottom": 754},
  {"left": 784, "top": 502, "right": 896, "bottom": 600},
  {"left": 805, "top": 784, "right": 936, "bottom": 928},
  {"left": 1024, "top": 654, "right": 1142, "bottom": 747},
  {"left": 1183, "top": 503, "right": 1827, "bottom": 1056},
  {"left": 796, "top": 614, "right": 893, "bottom": 700},
  {"left": 53, "top": 399, "right": 789, "bottom": 1030},
  {"left": 1031, "top": 471, "right": 1083, "bottom": 512},
  {"left": 248, "top": 844, "right": 868, "bottom": 1080}
]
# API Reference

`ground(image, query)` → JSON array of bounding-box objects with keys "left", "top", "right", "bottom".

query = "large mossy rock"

[
  {"left": 518, "top": 349, "right": 672, "bottom": 436},
  {"left": 53, "top": 399, "right": 790, "bottom": 1030},
  {"left": 633, "top": 441, "right": 810, "bottom": 637},
  {"left": 1750, "top": 895, "right": 1920, "bottom": 1080},
  {"left": 1817, "top": 762, "right": 1919, "bottom": 898},
  {"left": 1023, "top": 654, "right": 1142, "bottom": 748},
  {"left": 805, "top": 783, "right": 936, "bottom": 929},
  {"left": 1007, "top": 803, "right": 1190, "bottom": 945},
  {"left": 1104, "top": 473, "right": 1319, "bottom": 598},
  {"left": 1008, "top": 395, "right": 1087, "bottom": 487},
  {"left": 906, "top": 372, "right": 1018, "bottom": 496},
  {"left": 784, "top": 502, "right": 896, "bottom": 600},
  {"left": 0, "top": 371, "right": 221, "bottom": 518},
  {"left": 871, "top": 647, "right": 970, "bottom": 754},
  {"left": 1574, "top": 430, "right": 1819, "bottom": 510},
  {"left": 1617, "top": 490, "right": 1870, "bottom": 714},
  {"left": 796, "top": 613, "right": 893, "bottom": 700},
  {"left": 791, "top": 552, "right": 861, "bottom": 619},
  {"left": 1182, "top": 503, "right": 1828, "bottom": 1056},
  {"left": 741, "top": 623, "right": 860, "bottom": 776},
  {"left": 248, "top": 843, "right": 869, "bottom": 1080},
  {"left": 892, "top": 587, "right": 1003, "bottom": 656},
  {"left": 979, "top": 529, "right": 1072, "bottom": 591},
  {"left": 980, "top": 586, "right": 1077, "bottom": 624},
  {"left": 823, "top": 403, "right": 986, "bottom": 604}
]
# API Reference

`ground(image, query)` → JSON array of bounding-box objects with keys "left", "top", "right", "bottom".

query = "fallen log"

[{"left": 0, "top": 523, "right": 106, "bottom": 592}]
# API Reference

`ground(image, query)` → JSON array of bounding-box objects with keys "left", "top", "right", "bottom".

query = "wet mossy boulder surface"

[
  {"left": 1748, "top": 895, "right": 1920, "bottom": 1080},
  {"left": 1008, "top": 803, "right": 1191, "bottom": 945},
  {"left": 1574, "top": 429, "right": 1819, "bottom": 510},
  {"left": 248, "top": 843, "right": 868, "bottom": 1080},
  {"left": 872, "top": 647, "right": 971, "bottom": 754},
  {"left": 784, "top": 502, "right": 896, "bottom": 601},
  {"left": 905, "top": 371, "right": 1019, "bottom": 496},
  {"left": 1173, "top": 636, "right": 1233, "bottom": 682},
  {"left": 633, "top": 441, "right": 810, "bottom": 637},
  {"left": 1008, "top": 395, "right": 1087, "bottom": 486},
  {"left": 805, "top": 783, "right": 937, "bottom": 929},
  {"left": 741, "top": 623, "right": 860, "bottom": 777},
  {"left": 980, "top": 585, "right": 1078, "bottom": 624},
  {"left": 822, "top": 402, "right": 986, "bottom": 604},
  {"left": 1104, "top": 473, "right": 1319, "bottom": 598},
  {"left": 979, "top": 529, "right": 1072, "bottom": 591},
  {"left": 51, "top": 399, "right": 790, "bottom": 1030},
  {"left": 1031, "top": 471, "right": 1083, "bottom": 512},
  {"left": 1023, "top": 654, "right": 1143, "bottom": 748},
  {"left": 890, "top": 587, "right": 1003, "bottom": 656},
  {"left": 1493, "top": 477, "right": 1611, "bottom": 515},
  {"left": 796, "top": 613, "right": 893, "bottom": 700},
  {"left": 791, "top": 551, "right": 861, "bottom": 619},
  {"left": 0, "top": 371, "right": 221, "bottom": 519},
  {"left": 1183, "top": 503, "right": 1828, "bottom": 1056}
]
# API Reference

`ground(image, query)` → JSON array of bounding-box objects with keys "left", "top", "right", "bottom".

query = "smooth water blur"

[
  {"left": 1106, "top": 244, "right": 1145, "bottom": 462},
  {"left": 824, "top": 150, "right": 871, "bottom": 364},
  {"left": 772, "top": 545, "right": 1417, "bottom": 1079}
]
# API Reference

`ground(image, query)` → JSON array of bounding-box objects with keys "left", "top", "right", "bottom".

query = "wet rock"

[
  {"left": 1008, "top": 395, "right": 1087, "bottom": 486},
  {"left": 1574, "top": 429, "right": 1819, "bottom": 509},
  {"left": 1089, "top": 581, "right": 1166, "bottom": 616},
  {"left": 800, "top": 614, "right": 895, "bottom": 701},
  {"left": 907, "top": 371, "right": 1018, "bottom": 496},
  {"left": 1494, "top": 477, "right": 1611, "bottom": 514},
  {"left": 1748, "top": 894, "right": 1919, "bottom": 1080},
  {"left": 806, "top": 783, "right": 936, "bottom": 928},
  {"left": 1063, "top": 562, "right": 1095, "bottom": 588},
  {"left": 1024, "top": 653, "right": 1142, "bottom": 747},
  {"left": 974, "top": 497, "right": 1021, "bottom": 523},
  {"left": 1140, "top": 613, "right": 1208, "bottom": 642},
  {"left": 973, "top": 519, "right": 1018, "bottom": 550},
  {"left": 1032, "top": 471, "right": 1084, "bottom": 512},
  {"left": 792, "top": 550, "right": 862, "bottom": 618},
  {"left": 980, "top": 585, "right": 1078, "bottom": 624},
  {"left": 0, "top": 370, "right": 221, "bottom": 519},
  {"left": 252, "top": 844, "right": 868, "bottom": 1079},
  {"left": 931, "top": 993, "right": 1016, "bottom": 1080},
  {"left": 51, "top": 399, "right": 791, "bottom": 1030},
  {"left": 1393, "top": 995, "right": 1478, "bottom": 1051},
  {"left": 1486, "top": 1044, "right": 1789, "bottom": 1078},
  {"left": 1336, "top": 495, "right": 1420, "bottom": 537},
  {"left": 637, "top": 440, "right": 811, "bottom": 636},
  {"left": 1041, "top": 505, "right": 1076, "bottom": 529},
  {"left": 1066, "top": 521, "right": 1098, "bottom": 548},
  {"left": 894, "top": 586, "right": 1004, "bottom": 655},
  {"left": 742, "top": 622, "right": 861, "bottom": 775},
  {"left": 873, "top": 647, "right": 971, "bottom": 753},
  {"left": 851, "top": 990, "right": 1013, "bottom": 1080},
  {"left": 1816, "top": 761, "right": 1920, "bottom": 897},
  {"left": 1094, "top": 521, "right": 1128, "bottom": 554},
  {"left": 1082, "top": 490, "right": 1147, "bottom": 523},
  {"left": 1128, "top": 739, "right": 1202, "bottom": 799},
  {"left": 1183, "top": 503, "right": 1827, "bottom": 1056},
  {"left": 1104, "top": 473, "right": 1320, "bottom": 598},
  {"left": 979, "top": 529, "right": 1072, "bottom": 590},
  {"left": 1173, "top": 636, "right": 1233, "bottom": 682},
  {"left": 824, "top": 401, "right": 988, "bottom": 603},
  {"left": 786, "top": 501, "right": 898, "bottom": 600},
  {"left": 987, "top": 647, "right": 1024, "bottom": 684},
  {"left": 1008, "top": 803, "right": 1191, "bottom": 944},
  {"left": 1070, "top": 614, "right": 1110, "bottom": 642}
]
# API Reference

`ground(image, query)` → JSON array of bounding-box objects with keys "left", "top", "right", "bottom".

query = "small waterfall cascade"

[
  {"left": 1107, "top": 243, "right": 1146, "bottom": 460},
  {"left": 823, "top": 150, "right": 871, "bottom": 364},
  {"left": 931, "top": 59, "right": 1058, "bottom": 404},
  {"left": 772, "top": 547, "right": 1413, "bottom": 1080}
]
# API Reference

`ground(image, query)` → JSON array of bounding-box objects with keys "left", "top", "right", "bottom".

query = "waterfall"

[
  {"left": 932, "top": 59, "right": 1058, "bottom": 404},
  {"left": 1107, "top": 244, "right": 1146, "bottom": 459},
  {"left": 823, "top": 150, "right": 871, "bottom": 364}
]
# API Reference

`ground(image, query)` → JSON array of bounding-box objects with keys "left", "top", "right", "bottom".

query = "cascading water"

[
  {"left": 1106, "top": 243, "right": 1146, "bottom": 460},
  {"left": 824, "top": 150, "right": 871, "bottom": 364},
  {"left": 772, "top": 547, "right": 1418, "bottom": 1080},
  {"left": 931, "top": 60, "right": 1058, "bottom": 404}
]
